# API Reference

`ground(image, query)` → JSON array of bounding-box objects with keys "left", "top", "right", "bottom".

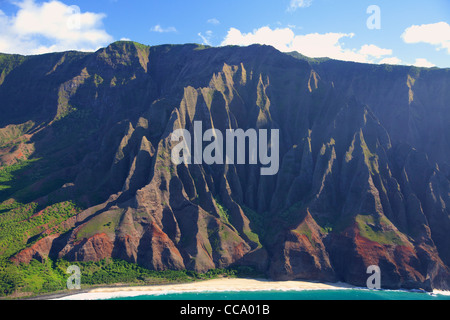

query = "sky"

[{"left": 0, "top": 0, "right": 449, "bottom": 67}]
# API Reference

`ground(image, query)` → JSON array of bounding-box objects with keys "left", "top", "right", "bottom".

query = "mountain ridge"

[{"left": 0, "top": 41, "right": 449, "bottom": 291}]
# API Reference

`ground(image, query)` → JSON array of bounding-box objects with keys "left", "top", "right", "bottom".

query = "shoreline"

[
  {"left": 18, "top": 277, "right": 449, "bottom": 300},
  {"left": 52, "top": 278, "right": 357, "bottom": 300}
]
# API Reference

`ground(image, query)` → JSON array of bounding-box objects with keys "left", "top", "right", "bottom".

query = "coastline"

[
  {"left": 19, "top": 278, "right": 447, "bottom": 300},
  {"left": 53, "top": 278, "right": 356, "bottom": 300},
  {"left": 433, "top": 290, "right": 450, "bottom": 296}
]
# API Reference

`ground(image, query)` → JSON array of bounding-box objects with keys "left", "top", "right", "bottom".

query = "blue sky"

[{"left": 0, "top": 0, "right": 449, "bottom": 67}]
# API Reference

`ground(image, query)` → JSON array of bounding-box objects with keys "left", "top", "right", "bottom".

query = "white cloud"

[
  {"left": 288, "top": 0, "right": 313, "bottom": 11},
  {"left": 402, "top": 22, "right": 450, "bottom": 54},
  {"left": 379, "top": 57, "right": 402, "bottom": 65},
  {"left": 0, "top": 0, "right": 112, "bottom": 55},
  {"left": 150, "top": 24, "right": 177, "bottom": 33},
  {"left": 292, "top": 32, "right": 369, "bottom": 62},
  {"left": 359, "top": 44, "right": 392, "bottom": 58},
  {"left": 413, "top": 58, "right": 435, "bottom": 68},
  {"left": 207, "top": 18, "right": 220, "bottom": 25},
  {"left": 221, "top": 27, "right": 296, "bottom": 52},
  {"left": 221, "top": 26, "right": 398, "bottom": 64},
  {"left": 198, "top": 30, "right": 213, "bottom": 46}
]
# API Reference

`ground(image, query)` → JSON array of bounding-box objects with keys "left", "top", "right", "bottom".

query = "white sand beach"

[
  {"left": 54, "top": 278, "right": 356, "bottom": 300},
  {"left": 433, "top": 290, "right": 450, "bottom": 296}
]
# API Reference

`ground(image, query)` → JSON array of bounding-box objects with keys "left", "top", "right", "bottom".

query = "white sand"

[
  {"left": 433, "top": 290, "right": 450, "bottom": 296},
  {"left": 54, "top": 278, "right": 355, "bottom": 300}
]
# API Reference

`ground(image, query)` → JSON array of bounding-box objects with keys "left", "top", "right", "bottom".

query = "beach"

[{"left": 53, "top": 278, "right": 356, "bottom": 300}]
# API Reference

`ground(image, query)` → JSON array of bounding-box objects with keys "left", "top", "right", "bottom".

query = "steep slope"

[{"left": 0, "top": 41, "right": 449, "bottom": 291}]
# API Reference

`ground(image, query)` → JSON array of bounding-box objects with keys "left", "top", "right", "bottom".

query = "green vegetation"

[
  {"left": 76, "top": 209, "right": 123, "bottom": 241},
  {"left": 292, "top": 220, "right": 326, "bottom": 250},
  {"left": 241, "top": 205, "right": 264, "bottom": 248},
  {"left": 93, "top": 74, "right": 104, "bottom": 87},
  {"left": 0, "top": 121, "right": 35, "bottom": 148},
  {"left": 0, "top": 54, "right": 27, "bottom": 86},
  {"left": 360, "top": 132, "right": 380, "bottom": 175},
  {"left": 323, "top": 223, "right": 333, "bottom": 234},
  {"left": 220, "top": 227, "right": 242, "bottom": 245},
  {"left": 0, "top": 258, "right": 263, "bottom": 298},
  {"left": 194, "top": 44, "right": 210, "bottom": 51},
  {"left": 292, "top": 222, "right": 313, "bottom": 243},
  {"left": 0, "top": 158, "right": 69, "bottom": 205},
  {"left": 214, "top": 197, "right": 230, "bottom": 224},
  {"left": 241, "top": 206, "right": 263, "bottom": 233},
  {"left": 208, "top": 201, "right": 263, "bottom": 249},
  {"left": 0, "top": 159, "right": 39, "bottom": 193},
  {"left": 158, "top": 165, "right": 175, "bottom": 175},
  {"left": 0, "top": 201, "right": 81, "bottom": 257},
  {"left": 285, "top": 51, "right": 330, "bottom": 64},
  {"left": 243, "top": 228, "right": 261, "bottom": 248},
  {"left": 355, "top": 215, "right": 407, "bottom": 246}
]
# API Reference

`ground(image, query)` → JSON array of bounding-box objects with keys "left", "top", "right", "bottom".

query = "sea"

[{"left": 108, "top": 289, "right": 450, "bottom": 300}]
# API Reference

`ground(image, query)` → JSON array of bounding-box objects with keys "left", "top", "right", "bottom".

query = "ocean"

[{"left": 108, "top": 289, "right": 450, "bottom": 300}]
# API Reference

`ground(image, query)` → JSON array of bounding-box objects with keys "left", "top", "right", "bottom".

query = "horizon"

[
  {"left": 3, "top": 40, "right": 450, "bottom": 70},
  {"left": 0, "top": 0, "right": 449, "bottom": 67}
]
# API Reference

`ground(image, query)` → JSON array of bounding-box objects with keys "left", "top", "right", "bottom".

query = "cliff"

[{"left": 1, "top": 41, "right": 449, "bottom": 291}]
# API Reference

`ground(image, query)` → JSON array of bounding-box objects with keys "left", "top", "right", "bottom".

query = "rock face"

[{"left": 1, "top": 42, "right": 449, "bottom": 290}]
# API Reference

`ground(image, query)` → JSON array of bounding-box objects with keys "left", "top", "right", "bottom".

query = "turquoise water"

[{"left": 109, "top": 289, "right": 450, "bottom": 300}]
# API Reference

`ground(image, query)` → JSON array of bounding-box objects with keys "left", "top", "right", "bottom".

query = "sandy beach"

[
  {"left": 54, "top": 278, "right": 356, "bottom": 300},
  {"left": 433, "top": 290, "right": 450, "bottom": 296}
]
